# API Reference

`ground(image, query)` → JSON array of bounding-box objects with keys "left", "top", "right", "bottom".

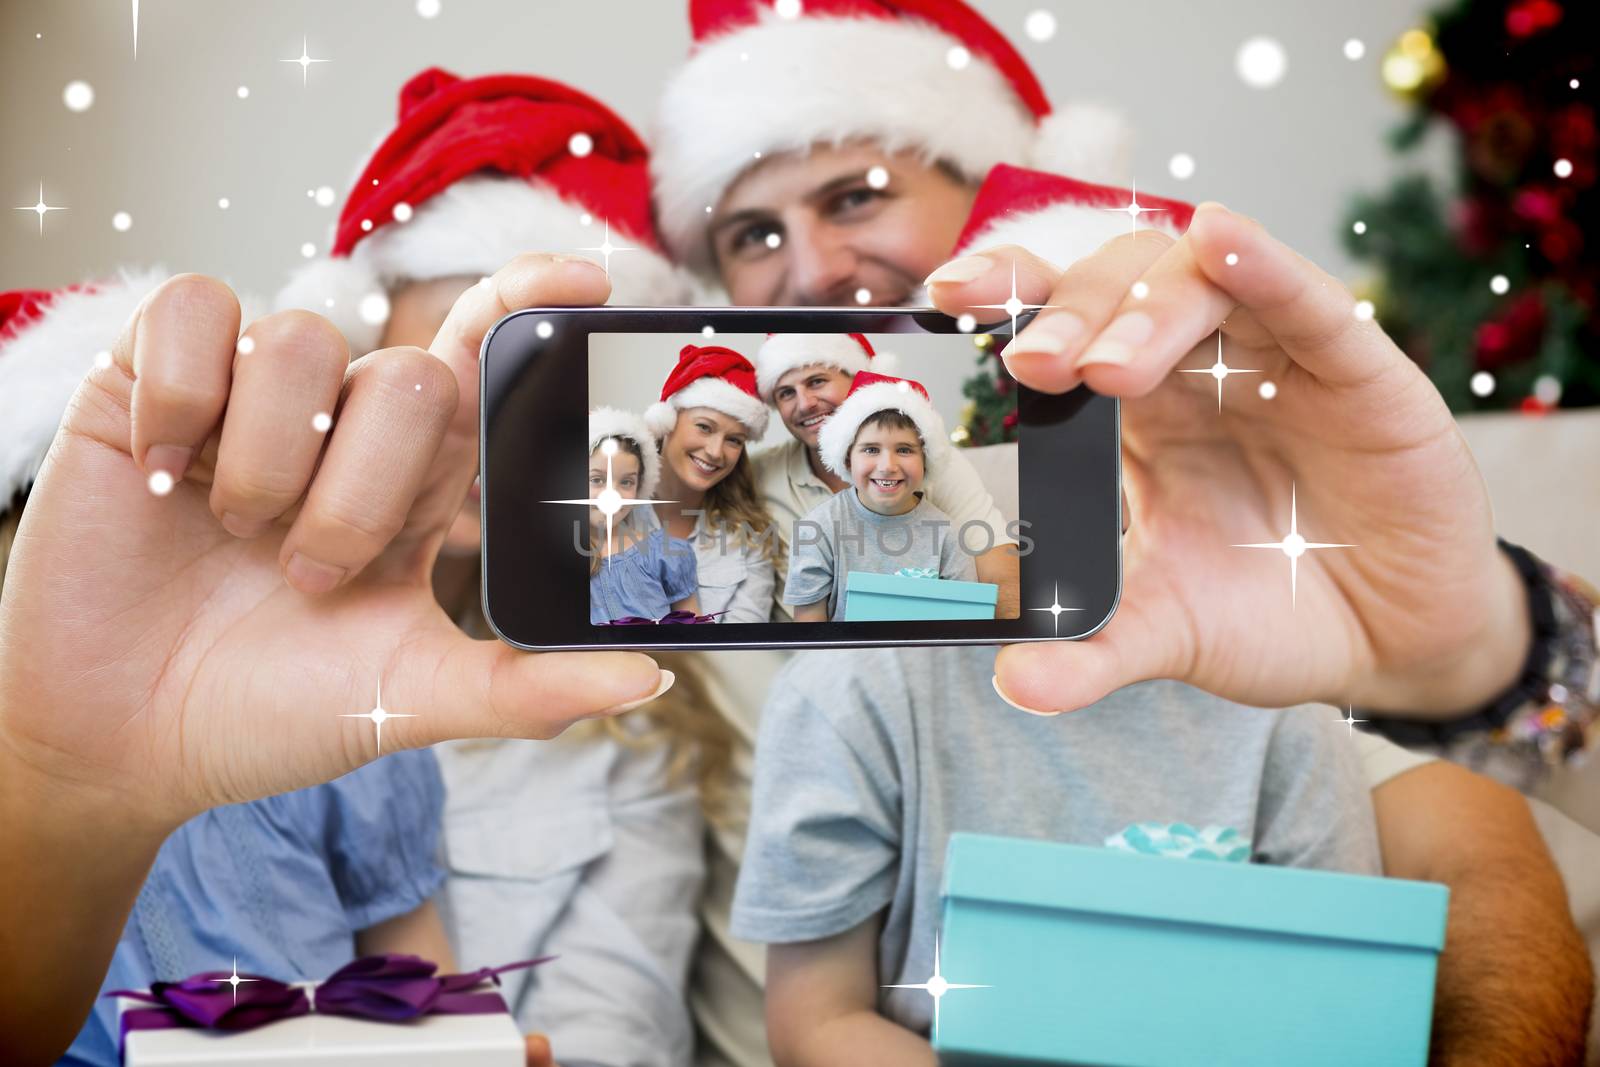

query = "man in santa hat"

[{"left": 649, "top": 1, "right": 1595, "bottom": 1063}]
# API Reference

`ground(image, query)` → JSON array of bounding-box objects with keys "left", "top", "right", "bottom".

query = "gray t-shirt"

[
  {"left": 782, "top": 489, "right": 978, "bottom": 620},
  {"left": 730, "top": 645, "right": 1381, "bottom": 1038}
]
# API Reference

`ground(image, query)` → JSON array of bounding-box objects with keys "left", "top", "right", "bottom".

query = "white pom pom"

[{"left": 1030, "top": 103, "right": 1135, "bottom": 187}]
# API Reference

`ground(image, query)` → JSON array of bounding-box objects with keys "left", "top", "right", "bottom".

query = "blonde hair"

[
  {"left": 589, "top": 435, "right": 648, "bottom": 578},
  {"left": 700, "top": 450, "right": 784, "bottom": 566},
  {"left": 449, "top": 563, "right": 736, "bottom": 823}
]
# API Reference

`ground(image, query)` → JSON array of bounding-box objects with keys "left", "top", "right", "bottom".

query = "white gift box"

[{"left": 116, "top": 991, "right": 524, "bottom": 1066}]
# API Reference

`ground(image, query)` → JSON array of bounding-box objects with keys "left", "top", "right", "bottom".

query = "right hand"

[{"left": 0, "top": 255, "right": 668, "bottom": 832}]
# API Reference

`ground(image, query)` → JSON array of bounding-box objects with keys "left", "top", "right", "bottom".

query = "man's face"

[
  {"left": 772, "top": 364, "right": 853, "bottom": 448},
  {"left": 848, "top": 418, "right": 925, "bottom": 517},
  {"left": 708, "top": 144, "right": 978, "bottom": 307},
  {"left": 377, "top": 275, "right": 480, "bottom": 554}
]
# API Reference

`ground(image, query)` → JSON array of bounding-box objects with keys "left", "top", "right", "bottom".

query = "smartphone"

[{"left": 479, "top": 307, "right": 1120, "bottom": 651}]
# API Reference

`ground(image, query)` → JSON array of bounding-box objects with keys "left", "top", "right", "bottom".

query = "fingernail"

[
  {"left": 1005, "top": 312, "right": 1086, "bottom": 358},
  {"left": 145, "top": 444, "right": 193, "bottom": 480},
  {"left": 286, "top": 553, "right": 347, "bottom": 594},
  {"left": 601, "top": 669, "right": 676, "bottom": 715},
  {"left": 923, "top": 255, "right": 996, "bottom": 287},
  {"left": 220, "top": 511, "right": 267, "bottom": 539},
  {"left": 1077, "top": 311, "right": 1155, "bottom": 369},
  {"left": 992, "top": 675, "right": 1061, "bottom": 717}
]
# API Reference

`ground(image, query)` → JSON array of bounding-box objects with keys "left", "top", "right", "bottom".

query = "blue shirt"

[
  {"left": 60, "top": 749, "right": 446, "bottom": 1067},
  {"left": 590, "top": 527, "right": 699, "bottom": 624}
]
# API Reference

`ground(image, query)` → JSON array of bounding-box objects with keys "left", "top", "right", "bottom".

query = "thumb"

[
  {"left": 992, "top": 593, "right": 1190, "bottom": 715},
  {"left": 523, "top": 1033, "right": 554, "bottom": 1067},
  {"left": 378, "top": 625, "right": 670, "bottom": 752},
  {"left": 922, "top": 244, "right": 1063, "bottom": 320}
]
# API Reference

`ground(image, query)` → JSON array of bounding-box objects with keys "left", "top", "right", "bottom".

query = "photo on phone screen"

[
  {"left": 480, "top": 308, "right": 1121, "bottom": 651},
  {"left": 585, "top": 332, "right": 1021, "bottom": 628}
]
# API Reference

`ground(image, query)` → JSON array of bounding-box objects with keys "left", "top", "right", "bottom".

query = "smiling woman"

[{"left": 636, "top": 343, "right": 781, "bottom": 624}]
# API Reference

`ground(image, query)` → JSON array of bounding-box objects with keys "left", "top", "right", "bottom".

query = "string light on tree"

[{"left": 1471, "top": 371, "right": 1495, "bottom": 397}]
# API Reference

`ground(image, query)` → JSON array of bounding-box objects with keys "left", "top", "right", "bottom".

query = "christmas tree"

[
  {"left": 958, "top": 0, "right": 1597, "bottom": 441},
  {"left": 1345, "top": 0, "right": 1597, "bottom": 413},
  {"left": 952, "top": 332, "right": 1018, "bottom": 447}
]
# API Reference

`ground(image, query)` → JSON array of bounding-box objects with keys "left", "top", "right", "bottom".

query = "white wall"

[{"left": 3, "top": 0, "right": 1447, "bottom": 298}]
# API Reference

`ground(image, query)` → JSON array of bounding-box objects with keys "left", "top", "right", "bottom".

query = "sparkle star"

[
  {"left": 971, "top": 261, "right": 1063, "bottom": 338},
  {"left": 545, "top": 437, "right": 675, "bottom": 558},
  {"left": 210, "top": 958, "right": 259, "bottom": 1006},
  {"left": 16, "top": 183, "right": 66, "bottom": 235},
  {"left": 1339, "top": 705, "right": 1368, "bottom": 736},
  {"left": 577, "top": 218, "right": 636, "bottom": 279},
  {"left": 1102, "top": 178, "right": 1167, "bottom": 236},
  {"left": 1233, "top": 482, "right": 1357, "bottom": 607},
  {"left": 131, "top": 0, "right": 139, "bottom": 57},
  {"left": 339, "top": 672, "right": 415, "bottom": 755},
  {"left": 1178, "top": 331, "right": 1260, "bottom": 412},
  {"left": 882, "top": 934, "right": 989, "bottom": 1040},
  {"left": 281, "top": 36, "right": 329, "bottom": 87},
  {"left": 1029, "top": 581, "right": 1085, "bottom": 637}
]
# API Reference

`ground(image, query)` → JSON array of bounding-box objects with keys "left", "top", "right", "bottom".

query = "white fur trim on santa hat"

[
  {"left": 644, "top": 376, "right": 770, "bottom": 440},
  {"left": 275, "top": 175, "right": 694, "bottom": 355},
  {"left": 753, "top": 333, "right": 880, "bottom": 400},
  {"left": 589, "top": 406, "right": 662, "bottom": 501},
  {"left": 1029, "top": 103, "right": 1134, "bottom": 189},
  {"left": 955, "top": 197, "right": 1184, "bottom": 269},
  {"left": 653, "top": 12, "right": 1035, "bottom": 270},
  {"left": 0, "top": 268, "right": 166, "bottom": 505},
  {"left": 817, "top": 379, "right": 949, "bottom": 481}
]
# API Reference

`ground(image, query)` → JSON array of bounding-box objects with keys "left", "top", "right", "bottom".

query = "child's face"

[
  {"left": 849, "top": 422, "right": 924, "bottom": 516},
  {"left": 589, "top": 447, "right": 641, "bottom": 528}
]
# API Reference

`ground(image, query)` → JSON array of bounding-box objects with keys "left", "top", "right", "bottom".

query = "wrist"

[{"left": 1361, "top": 546, "right": 1533, "bottom": 720}]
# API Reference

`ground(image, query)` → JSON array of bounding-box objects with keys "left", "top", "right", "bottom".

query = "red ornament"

[
  {"left": 1002, "top": 410, "right": 1019, "bottom": 430},
  {"left": 1474, "top": 290, "right": 1548, "bottom": 370},
  {"left": 1519, "top": 395, "right": 1553, "bottom": 416},
  {"left": 1506, "top": 0, "right": 1563, "bottom": 38}
]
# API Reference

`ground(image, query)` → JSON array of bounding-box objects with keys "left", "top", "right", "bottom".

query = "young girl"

[{"left": 588, "top": 407, "right": 703, "bottom": 625}]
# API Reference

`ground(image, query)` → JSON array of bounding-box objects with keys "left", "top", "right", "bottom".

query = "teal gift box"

[
  {"left": 934, "top": 833, "right": 1449, "bottom": 1067},
  {"left": 843, "top": 571, "right": 998, "bottom": 621}
]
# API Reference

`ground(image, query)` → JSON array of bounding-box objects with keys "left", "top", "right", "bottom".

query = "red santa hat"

[
  {"left": 953, "top": 163, "right": 1196, "bottom": 264},
  {"left": 589, "top": 406, "right": 663, "bottom": 500},
  {"left": 652, "top": 0, "right": 1133, "bottom": 271},
  {"left": 644, "top": 344, "right": 771, "bottom": 439},
  {"left": 276, "top": 67, "right": 693, "bottom": 354},
  {"left": 817, "top": 370, "right": 949, "bottom": 479},
  {"left": 0, "top": 268, "right": 173, "bottom": 506},
  {"left": 752, "top": 332, "right": 894, "bottom": 400}
]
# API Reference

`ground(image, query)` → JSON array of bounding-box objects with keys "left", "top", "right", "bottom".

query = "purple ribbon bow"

[
  {"left": 109, "top": 953, "right": 552, "bottom": 1047},
  {"left": 607, "top": 609, "right": 727, "bottom": 625}
]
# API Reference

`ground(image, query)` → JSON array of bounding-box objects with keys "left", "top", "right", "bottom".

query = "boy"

[
  {"left": 783, "top": 373, "right": 977, "bottom": 622},
  {"left": 731, "top": 645, "right": 1382, "bottom": 1066}
]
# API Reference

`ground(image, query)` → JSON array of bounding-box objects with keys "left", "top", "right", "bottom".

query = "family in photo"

[{"left": 586, "top": 334, "right": 1017, "bottom": 625}]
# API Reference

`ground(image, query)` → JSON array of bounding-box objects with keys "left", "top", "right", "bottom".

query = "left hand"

[{"left": 927, "top": 203, "right": 1529, "bottom": 717}]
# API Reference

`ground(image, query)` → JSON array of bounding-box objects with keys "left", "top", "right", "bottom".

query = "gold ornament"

[{"left": 1382, "top": 28, "right": 1445, "bottom": 98}]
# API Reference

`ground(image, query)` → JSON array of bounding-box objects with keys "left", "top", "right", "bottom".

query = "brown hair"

[
  {"left": 0, "top": 496, "right": 20, "bottom": 595},
  {"left": 699, "top": 449, "right": 784, "bottom": 566}
]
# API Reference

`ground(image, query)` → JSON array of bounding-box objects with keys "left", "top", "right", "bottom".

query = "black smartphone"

[{"left": 479, "top": 307, "right": 1120, "bottom": 651}]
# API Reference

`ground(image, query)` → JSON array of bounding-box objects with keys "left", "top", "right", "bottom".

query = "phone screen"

[{"left": 481, "top": 308, "right": 1119, "bottom": 651}]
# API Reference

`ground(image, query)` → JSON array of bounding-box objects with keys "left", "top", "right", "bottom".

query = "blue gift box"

[
  {"left": 934, "top": 833, "right": 1449, "bottom": 1066},
  {"left": 843, "top": 571, "right": 998, "bottom": 621}
]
